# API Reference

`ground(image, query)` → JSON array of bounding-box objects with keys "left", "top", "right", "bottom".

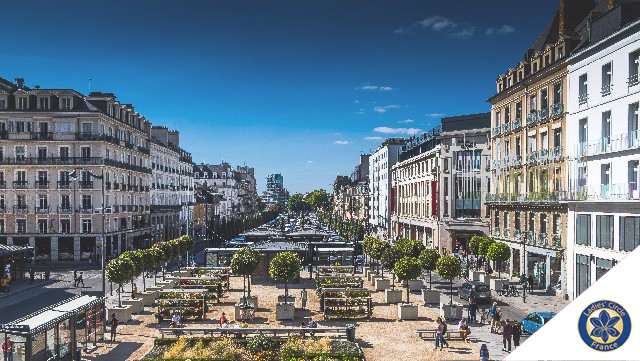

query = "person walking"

[
  {"left": 109, "top": 313, "right": 119, "bottom": 341},
  {"left": 512, "top": 321, "right": 523, "bottom": 348},
  {"left": 492, "top": 308, "right": 502, "bottom": 334},
  {"left": 479, "top": 344, "right": 490, "bottom": 361},
  {"left": 434, "top": 318, "right": 445, "bottom": 351},
  {"left": 2, "top": 337, "right": 13, "bottom": 361},
  {"left": 76, "top": 272, "right": 84, "bottom": 288},
  {"left": 527, "top": 274, "right": 534, "bottom": 291},
  {"left": 73, "top": 270, "right": 78, "bottom": 286},
  {"left": 219, "top": 312, "right": 228, "bottom": 327},
  {"left": 468, "top": 294, "right": 478, "bottom": 323},
  {"left": 502, "top": 319, "right": 513, "bottom": 353},
  {"left": 487, "top": 302, "right": 497, "bottom": 333},
  {"left": 300, "top": 289, "right": 308, "bottom": 310}
]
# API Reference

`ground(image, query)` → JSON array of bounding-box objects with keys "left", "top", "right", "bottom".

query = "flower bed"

[
  {"left": 177, "top": 278, "right": 223, "bottom": 299},
  {"left": 142, "top": 335, "right": 365, "bottom": 361},
  {"left": 317, "top": 266, "right": 355, "bottom": 276},
  {"left": 315, "top": 275, "right": 363, "bottom": 291},
  {"left": 190, "top": 267, "right": 231, "bottom": 288},
  {"left": 321, "top": 288, "right": 372, "bottom": 319},
  {"left": 157, "top": 290, "right": 210, "bottom": 320}
]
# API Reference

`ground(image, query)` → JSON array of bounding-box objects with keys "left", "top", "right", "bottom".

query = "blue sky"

[{"left": 3, "top": 0, "right": 560, "bottom": 193}]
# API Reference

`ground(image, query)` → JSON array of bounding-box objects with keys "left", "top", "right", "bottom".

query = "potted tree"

[
  {"left": 369, "top": 238, "right": 388, "bottom": 284},
  {"left": 231, "top": 247, "right": 261, "bottom": 309},
  {"left": 394, "top": 256, "right": 422, "bottom": 320},
  {"left": 436, "top": 255, "right": 463, "bottom": 320},
  {"left": 478, "top": 238, "right": 496, "bottom": 284},
  {"left": 419, "top": 248, "right": 440, "bottom": 305},
  {"left": 487, "top": 242, "right": 511, "bottom": 291},
  {"left": 396, "top": 239, "right": 425, "bottom": 291},
  {"left": 468, "top": 235, "right": 484, "bottom": 281},
  {"left": 106, "top": 257, "right": 134, "bottom": 322},
  {"left": 269, "top": 251, "right": 300, "bottom": 320},
  {"left": 381, "top": 246, "right": 401, "bottom": 302},
  {"left": 137, "top": 249, "right": 157, "bottom": 306}
]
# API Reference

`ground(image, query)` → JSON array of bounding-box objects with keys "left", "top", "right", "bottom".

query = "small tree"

[
  {"left": 487, "top": 242, "right": 511, "bottom": 277},
  {"left": 269, "top": 252, "right": 301, "bottom": 304},
  {"left": 395, "top": 239, "right": 426, "bottom": 258},
  {"left": 478, "top": 237, "right": 495, "bottom": 257},
  {"left": 381, "top": 245, "right": 401, "bottom": 286},
  {"left": 394, "top": 257, "right": 422, "bottom": 303},
  {"left": 436, "top": 255, "right": 462, "bottom": 305},
  {"left": 149, "top": 247, "right": 165, "bottom": 286},
  {"left": 139, "top": 249, "right": 155, "bottom": 291},
  {"left": 419, "top": 248, "right": 440, "bottom": 289},
  {"left": 468, "top": 236, "right": 483, "bottom": 256},
  {"left": 231, "top": 247, "right": 261, "bottom": 302},
  {"left": 120, "top": 251, "right": 143, "bottom": 294},
  {"left": 106, "top": 257, "right": 134, "bottom": 307},
  {"left": 369, "top": 238, "right": 389, "bottom": 273}
]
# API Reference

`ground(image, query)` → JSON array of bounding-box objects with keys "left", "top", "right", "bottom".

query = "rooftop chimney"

[
  {"left": 558, "top": 0, "right": 597, "bottom": 36},
  {"left": 608, "top": 0, "right": 615, "bottom": 10},
  {"left": 15, "top": 78, "right": 25, "bottom": 89}
]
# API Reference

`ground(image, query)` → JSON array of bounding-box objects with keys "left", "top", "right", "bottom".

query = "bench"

[
  {"left": 159, "top": 327, "right": 351, "bottom": 340},
  {"left": 415, "top": 330, "right": 464, "bottom": 341}
]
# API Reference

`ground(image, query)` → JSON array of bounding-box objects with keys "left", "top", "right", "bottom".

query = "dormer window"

[
  {"left": 60, "top": 97, "right": 72, "bottom": 110},
  {"left": 0, "top": 96, "right": 6, "bottom": 109},
  {"left": 38, "top": 97, "right": 50, "bottom": 110},
  {"left": 16, "top": 97, "right": 28, "bottom": 110},
  {"left": 556, "top": 45, "right": 564, "bottom": 60}
]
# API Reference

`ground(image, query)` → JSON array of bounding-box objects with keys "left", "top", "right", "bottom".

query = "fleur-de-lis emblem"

[{"left": 589, "top": 310, "right": 621, "bottom": 343}]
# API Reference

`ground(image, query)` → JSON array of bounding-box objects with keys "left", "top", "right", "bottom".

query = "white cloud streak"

[
  {"left": 357, "top": 84, "right": 394, "bottom": 91},
  {"left": 426, "top": 113, "right": 445, "bottom": 118},
  {"left": 364, "top": 136, "right": 383, "bottom": 141},
  {"left": 395, "top": 16, "right": 514, "bottom": 40},
  {"left": 334, "top": 140, "right": 350, "bottom": 145},
  {"left": 374, "top": 104, "right": 401, "bottom": 113},
  {"left": 373, "top": 127, "right": 423, "bottom": 136},
  {"left": 398, "top": 119, "right": 415, "bottom": 124}
]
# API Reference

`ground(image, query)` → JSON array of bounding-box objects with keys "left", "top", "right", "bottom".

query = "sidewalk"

[{"left": 494, "top": 288, "right": 569, "bottom": 315}]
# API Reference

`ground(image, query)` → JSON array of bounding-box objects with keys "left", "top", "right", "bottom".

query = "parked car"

[
  {"left": 354, "top": 255, "right": 364, "bottom": 266},
  {"left": 520, "top": 312, "right": 556, "bottom": 334},
  {"left": 458, "top": 281, "right": 492, "bottom": 304}
]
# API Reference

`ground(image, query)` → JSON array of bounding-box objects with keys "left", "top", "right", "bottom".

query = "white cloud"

[
  {"left": 353, "top": 100, "right": 360, "bottom": 104},
  {"left": 426, "top": 113, "right": 445, "bottom": 118},
  {"left": 395, "top": 16, "right": 513, "bottom": 39},
  {"left": 374, "top": 104, "right": 401, "bottom": 113},
  {"left": 356, "top": 108, "right": 365, "bottom": 115},
  {"left": 398, "top": 119, "right": 415, "bottom": 124},
  {"left": 373, "top": 127, "right": 423, "bottom": 136},
  {"left": 450, "top": 26, "right": 476, "bottom": 38},
  {"left": 498, "top": 25, "right": 515, "bottom": 34},
  {"left": 307, "top": 160, "right": 314, "bottom": 164},
  {"left": 333, "top": 132, "right": 342, "bottom": 136},
  {"left": 395, "top": 16, "right": 457, "bottom": 35},
  {"left": 357, "top": 85, "right": 394, "bottom": 91},
  {"left": 334, "top": 140, "right": 350, "bottom": 145},
  {"left": 364, "top": 136, "right": 383, "bottom": 141}
]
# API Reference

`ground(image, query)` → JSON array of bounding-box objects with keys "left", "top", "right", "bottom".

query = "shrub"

[
  {"left": 478, "top": 237, "right": 495, "bottom": 256},
  {"left": 394, "top": 239, "right": 426, "bottom": 258},
  {"left": 246, "top": 334, "right": 277, "bottom": 353}
]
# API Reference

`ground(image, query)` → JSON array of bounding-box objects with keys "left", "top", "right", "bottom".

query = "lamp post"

[{"left": 70, "top": 169, "right": 106, "bottom": 298}]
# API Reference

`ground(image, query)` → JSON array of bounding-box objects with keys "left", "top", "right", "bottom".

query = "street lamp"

[{"left": 70, "top": 169, "right": 106, "bottom": 298}]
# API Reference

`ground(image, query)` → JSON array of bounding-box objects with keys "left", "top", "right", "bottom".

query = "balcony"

[
  {"left": 628, "top": 73, "right": 639, "bottom": 86},
  {"left": 485, "top": 190, "right": 568, "bottom": 203},
  {"left": 578, "top": 93, "right": 589, "bottom": 105},
  {"left": 57, "top": 181, "right": 71, "bottom": 189},
  {"left": 13, "top": 181, "right": 28, "bottom": 189},
  {"left": 114, "top": 183, "right": 120, "bottom": 190},
  {"left": 13, "top": 206, "right": 28, "bottom": 213},
  {"left": 79, "top": 207, "right": 93, "bottom": 214},
  {"left": 601, "top": 84, "right": 612, "bottom": 96},
  {"left": 525, "top": 231, "right": 536, "bottom": 245},
  {"left": 513, "top": 229, "right": 522, "bottom": 240},
  {"left": 526, "top": 111, "right": 538, "bottom": 126},
  {"left": 0, "top": 207, "right": 5, "bottom": 214},
  {"left": 492, "top": 227, "right": 501, "bottom": 238},
  {"left": 551, "top": 102, "right": 564, "bottom": 117},
  {"left": 538, "top": 107, "right": 549, "bottom": 122},
  {"left": 30, "top": 132, "right": 54, "bottom": 140},
  {"left": 105, "top": 182, "right": 111, "bottom": 190},
  {"left": 551, "top": 234, "right": 562, "bottom": 249},
  {"left": 79, "top": 181, "right": 94, "bottom": 189},
  {"left": 35, "top": 181, "right": 50, "bottom": 189},
  {"left": 58, "top": 207, "right": 73, "bottom": 214},
  {"left": 537, "top": 233, "right": 549, "bottom": 247},
  {"left": 512, "top": 117, "right": 522, "bottom": 131},
  {"left": 503, "top": 228, "right": 510, "bottom": 238},
  {"left": 574, "top": 130, "right": 640, "bottom": 158},
  {"left": 492, "top": 126, "right": 502, "bottom": 138},
  {"left": 36, "top": 206, "right": 49, "bottom": 214},
  {"left": 569, "top": 183, "right": 640, "bottom": 201}
]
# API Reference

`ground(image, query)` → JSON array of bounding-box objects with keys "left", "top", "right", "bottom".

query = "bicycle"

[{"left": 507, "top": 284, "right": 520, "bottom": 297}]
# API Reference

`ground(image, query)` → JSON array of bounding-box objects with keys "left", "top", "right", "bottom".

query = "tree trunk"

[
  {"left": 450, "top": 280, "right": 453, "bottom": 305},
  {"left": 247, "top": 275, "right": 252, "bottom": 298},
  {"left": 118, "top": 284, "right": 122, "bottom": 307},
  {"left": 406, "top": 285, "right": 410, "bottom": 303},
  {"left": 429, "top": 271, "right": 432, "bottom": 290},
  {"left": 284, "top": 281, "right": 289, "bottom": 303},
  {"left": 143, "top": 271, "right": 146, "bottom": 292}
]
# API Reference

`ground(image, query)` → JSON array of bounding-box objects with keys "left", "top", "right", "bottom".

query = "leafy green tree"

[
  {"left": 487, "top": 242, "right": 511, "bottom": 277},
  {"left": 381, "top": 245, "right": 401, "bottom": 284},
  {"left": 395, "top": 239, "right": 426, "bottom": 258},
  {"left": 478, "top": 237, "right": 495, "bottom": 257},
  {"left": 369, "top": 238, "right": 389, "bottom": 273},
  {"left": 120, "top": 251, "right": 143, "bottom": 293},
  {"left": 230, "top": 247, "right": 261, "bottom": 300},
  {"left": 149, "top": 247, "right": 165, "bottom": 286},
  {"left": 468, "top": 236, "right": 483, "bottom": 255},
  {"left": 106, "top": 257, "right": 134, "bottom": 307},
  {"left": 139, "top": 249, "right": 155, "bottom": 291},
  {"left": 436, "top": 255, "right": 462, "bottom": 304},
  {"left": 269, "top": 252, "right": 301, "bottom": 303},
  {"left": 394, "top": 256, "right": 423, "bottom": 303},
  {"left": 419, "top": 248, "right": 440, "bottom": 289},
  {"left": 287, "top": 193, "right": 305, "bottom": 213},
  {"left": 304, "top": 189, "right": 330, "bottom": 211}
]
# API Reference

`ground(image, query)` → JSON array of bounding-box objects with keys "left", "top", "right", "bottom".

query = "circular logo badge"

[{"left": 579, "top": 300, "right": 631, "bottom": 351}]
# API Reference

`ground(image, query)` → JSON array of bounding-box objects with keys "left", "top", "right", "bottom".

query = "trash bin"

[
  {"left": 75, "top": 347, "right": 82, "bottom": 361},
  {"left": 346, "top": 325, "right": 356, "bottom": 342},
  {"left": 44, "top": 271, "right": 50, "bottom": 281}
]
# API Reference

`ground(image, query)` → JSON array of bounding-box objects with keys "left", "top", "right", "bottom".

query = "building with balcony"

[
  {"left": 331, "top": 154, "right": 370, "bottom": 225},
  {"left": 150, "top": 127, "right": 194, "bottom": 244},
  {"left": 0, "top": 77, "right": 152, "bottom": 262},
  {"left": 368, "top": 139, "right": 404, "bottom": 238},
  {"left": 193, "top": 163, "right": 259, "bottom": 220},
  {"left": 565, "top": 5, "right": 640, "bottom": 300},
  {"left": 262, "top": 173, "right": 289, "bottom": 210},
  {"left": 486, "top": 0, "right": 605, "bottom": 297},
  {"left": 391, "top": 113, "right": 491, "bottom": 251}
]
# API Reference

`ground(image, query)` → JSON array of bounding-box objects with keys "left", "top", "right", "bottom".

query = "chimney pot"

[{"left": 15, "top": 78, "right": 25, "bottom": 89}]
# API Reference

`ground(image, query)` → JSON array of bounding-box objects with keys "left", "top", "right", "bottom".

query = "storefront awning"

[{"left": 0, "top": 244, "right": 32, "bottom": 257}]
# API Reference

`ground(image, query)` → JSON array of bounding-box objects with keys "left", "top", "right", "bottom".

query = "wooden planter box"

[
  {"left": 275, "top": 303, "right": 295, "bottom": 320},
  {"left": 277, "top": 295, "right": 295, "bottom": 304},
  {"left": 385, "top": 289, "right": 403, "bottom": 303},
  {"left": 397, "top": 303, "right": 419, "bottom": 320},
  {"left": 137, "top": 291, "right": 156, "bottom": 306},
  {"left": 480, "top": 274, "right": 496, "bottom": 284},
  {"left": 440, "top": 302, "right": 463, "bottom": 320},
  {"left": 239, "top": 295, "right": 259, "bottom": 309},
  {"left": 408, "top": 279, "right": 424, "bottom": 291},
  {"left": 107, "top": 305, "right": 132, "bottom": 323},
  {"left": 122, "top": 298, "right": 143, "bottom": 314},
  {"left": 234, "top": 303, "right": 256, "bottom": 321},
  {"left": 421, "top": 289, "right": 441, "bottom": 305},
  {"left": 367, "top": 272, "right": 378, "bottom": 282},
  {"left": 374, "top": 278, "right": 390, "bottom": 291},
  {"left": 471, "top": 270, "right": 485, "bottom": 281}
]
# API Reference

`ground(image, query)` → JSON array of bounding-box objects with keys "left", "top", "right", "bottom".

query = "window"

[
  {"left": 529, "top": 94, "right": 537, "bottom": 112},
  {"left": 540, "top": 213, "right": 548, "bottom": 234},
  {"left": 38, "top": 195, "right": 48, "bottom": 211},
  {"left": 579, "top": 74, "right": 588, "bottom": 104},
  {"left": 579, "top": 118, "right": 588, "bottom": 155},
  {"left": 37, "top": 219, "right": 48, "bottom": 234},
  {"left": 600, "top": 111, "right": 612, "bottom": 152},
  {"left": 602, "top": 62, "right": 612, "bottom": 95},
  {"left": 630, "top": 160, "right": 639, "bottom": 198},
  {"left": 596, "top": 258, "right": 613, "bottom": 281},
  {"left": 541, "top": 88, "right": 548, "bottom": 110},
  {"left": 576, "top": 254, "right": 590, "bottom": 297},
  {"left": 60, "top": 219, "right": 71, "bottom": 234},
  {"left": 0, "top": 97, "right": 6, "bottom": 109},
  {"left": 596, "top": 215, "right": 614, "bottom": 249},
  {"left": 81, "top": 219, "right": 92, "bottom": 233},
  {"left": 0, "top": 219, "right": 4, "bottom": 233},
  {"left": 60, "top": 97, "right": 72, "bottom": 110},
  {"left": 37, "top": 147, "right": 47, "bottom": 161},
  {"left": 16, "top": 97, "right": 28, "bottom": 110},
  {"left": 601, "top": 164, "right": 611, "bottom": 197},
  {"left": 15, "top": 146, "right": 26, "bottom": 160},
  {"left": 629, "top": 102, "right": 639, "bottom": 147},
  {"left": 38, "top": 97, "right": 50, "bottom": 110},
  {"left": 620, "top": 216, "right": 640, "bottom": 252},
  {"left": 81, "top": 123, "right": 92, "bottom": 135},
  {"left": 60, "top": 195, "right": 71, "bottom": 210},
  {"left": 553, "top": 82, "right": 562, "bottom": 105},
  {"left": 16, "top": 219, "right": 26, "bottom": 233},
  {"left": 629, "top": 50, "right": 640, "bottom": 85},
  {"left": 528, "top": 212, "right": 535, "bottom": 233},
  {"left": 81, "top": 147, "right": 91, "bottom": 160},
  {"left": 576, "top": 214, "right": 590, "bottom": 246},
  {"left": 515, "top": 101, "right": 522, "bottom": 120},
  {"left": 82, "top": 195, "right": 92, "bottom": 210},
  {"left": 59, "top": 147, "right": 70, "bottom": 161}
]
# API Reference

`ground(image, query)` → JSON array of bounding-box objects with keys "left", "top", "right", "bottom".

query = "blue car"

[{"left": 520, "top": 312, "right": 556, "bottom": 334}]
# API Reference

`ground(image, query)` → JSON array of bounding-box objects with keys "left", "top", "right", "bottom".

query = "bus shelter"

[{"left": 0, "top": 295, "right": 104, "bottom": 361}]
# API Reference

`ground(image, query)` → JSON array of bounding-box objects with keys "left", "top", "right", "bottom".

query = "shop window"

[
  {"left": 596, "top": 215, "right": 614, "bottom": 249},
  {"left": 576, "top": 214, "right": 591, "bottom": 246}
]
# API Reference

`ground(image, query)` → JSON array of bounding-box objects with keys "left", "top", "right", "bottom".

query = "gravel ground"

[{"left": 86, "top": 271, "right": 482, "bottom": 361}]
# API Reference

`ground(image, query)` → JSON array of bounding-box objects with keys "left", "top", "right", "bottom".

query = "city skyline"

[{"left": 3, "top": 0, "right": 559, "bottom": 193}]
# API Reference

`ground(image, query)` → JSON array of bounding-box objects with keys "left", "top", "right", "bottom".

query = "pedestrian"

[
  {"left": 502, "top": 319, "right": 513, "bottom": 352},
  {"left": 300, "top": 288, "right": 308, "bottom": 310},
  {"left": 479, "top": 344, "right": 490, "bottom": 361},
  {"left": 219, "top": 312, "right": 228, "bottom": 327},
  {"left": 73, "top": 270, "right": 78, "bottom": 286},
  {"left": 308, "top": 319, "right": 317, "bottom": 337},
  {"left": 109, "top": 313, "right": 118, "bottom": 341},
  {"left": 441, "top": 319, "right": 449, "bottom": 348},
  {"left": 487, "top": 302, "right": 497, "bottom": 333},
  {"left": 2, "top": 337, "right": 13, "bottom": 361},
  {"left": 458, "top": 318, "right": 471, "bottom": 343},
  {"left": 492, "top": 308, "right": 502, "bottom": 334},
  {"left": 76, "top": 272, "right": 84, "bottom": 288},
  {"left": 512, "top": 321, "right": 522, "bottom": 348},
  {"left": 527, "top": 274, "right": 534, "bottom": 291},
  {"left": 468, "top": 294, "right": 478, "bottom": 323},
  {"left": 433, "top": 317, "right": 444, "bottom": 351},
  {"left": 29, "top": 268, "right": 34, "bottom": 285}
]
